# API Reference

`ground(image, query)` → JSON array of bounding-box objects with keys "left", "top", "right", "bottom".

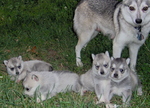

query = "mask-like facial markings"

[
  {"left": 122, "top": 0, "right": 150, "bottom": 26},
  {"left": 6, "top": 58, "right": 23, "bottom": 75},
  {"left": 92, "top": 54, "right": 110, "bottom": 76},
  {"left": 110, "top": 59, "right": 129, "bottom": 82}
]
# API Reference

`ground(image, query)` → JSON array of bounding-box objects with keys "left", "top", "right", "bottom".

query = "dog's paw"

[
  {"left": 76, "top": 61, "right": 83, "bottom": 67},
  {"left": 15, "top": 80, "right": 21, "bottom": 83},
  {"left": 106, "top": 103, "right": 118, "bottom": 108},
  {"left": 137, "top": 88, "right": 143, "bottom": 96},
  {"left": 95, "top": 100, "right": 103, "bottom": 105}
]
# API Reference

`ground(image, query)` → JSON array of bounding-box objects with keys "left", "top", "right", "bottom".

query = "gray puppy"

[
  {"left": 80, "top": 51, "right": 111, "bottom": 104},
  {"left": 4, "top": 56, "right": 53, "bottom": 82},
  {"left": 107, "top": 57, "right": 143, "bottom": 107},
  {"left": 23, "top": 71, "right": 81, "bottom": 103}
]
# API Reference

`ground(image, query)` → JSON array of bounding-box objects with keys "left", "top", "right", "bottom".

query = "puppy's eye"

[
  {"left": 103, "top": 64, "right": 108, "bottom": 68},
  {"left": 95, "top": 65, "right": 99, "bottom": 70},
  {"left": 18, "top": 65, "right": 21, "bottom": 69},
  {"left": 120, "top": 69, "right": 124, "bottom": 73},
  {"left": 111, "top": 68, "right": 115, "bottom": 71},
  {"left": 26, "top": 88, "right": 30, "bottom": 91},
  {"left": 10, "top": 67, "right": 14, "bottom": 71},
  {"left": 142, "top": 6, "right": 148, "bottom": 11},
  {"left": 129, "top": 6, "right": 135, "bottom": 11}
]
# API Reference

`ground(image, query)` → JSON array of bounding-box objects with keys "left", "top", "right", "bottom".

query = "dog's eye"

[
  {"left": 18, "top": 65, "right": 21, "bottom": 69},
  {"left": 129, "top": 6, "right": 135, "bottom": 11},
  {"left": 26, "top": 88, "right": 30, "bottom": 91},
  {"left": 103, "top": 64, "right": 108, "bottom": 68},
  {"left": 111, "top": 68, "right": 115, "bottom": 71},
  {"left": 10, "top": 67, "right": 14, "bottom": 71},
  {"left": 95, "top": 65, "right": 99, "bottom": 70},
  {"left": 142, "top": 6, "right": 148, "bottom": 11},
  {"left": 120, "top": 69, "right": 124, "bottom": 73}
]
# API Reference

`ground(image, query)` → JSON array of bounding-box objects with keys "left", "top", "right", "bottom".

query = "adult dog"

[{"left": 74, "top": 0, "right": 150, "bottom": 71}]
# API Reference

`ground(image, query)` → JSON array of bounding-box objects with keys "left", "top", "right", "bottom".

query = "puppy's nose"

[
  {"left": 136, "top": 19, "right": 142, "bottom": 24},
  {"left": 16, "top": 72, "right": 19, "bottom": 75},
  {"left": 100, "top": 71, "right": 104, "bottom": 75},
  {"left": 114, "top": 73, "right": 118, "bottom": 78}
]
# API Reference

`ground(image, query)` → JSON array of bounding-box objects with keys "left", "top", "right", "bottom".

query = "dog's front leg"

[
  {"left": 95, "top": 84, "right": 104, "bottom": 104},
  {"left": 122, "top": 89, "right": 132, "bottom": 107},
  {"left": 112, "top": 39, "right": 125, "bottom": 58},
  {"left": 129, "top": 43, "right": 141, "bottom": 71}
]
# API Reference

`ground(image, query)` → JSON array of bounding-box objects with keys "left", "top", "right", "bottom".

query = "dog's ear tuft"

[
  {"left": 105, "top": 51, "right": 110, "bottom": 57},
  {"left": 18, "top": 56, "right": 22, "bottom": 60},
  {"left": 111, "top": 57, "right": 114, "bottom": 61},
  {"left": 3, "top": 60, "right": 8, "bottom": 66},
  {"left": 32, "top": 74, "right": 39, "bottom": 81},
  {"left": 91, "top": 54, "right": 95, "bottom": 60},
  {"left": 126, "top": 58, "right": 130, "bottom": 65}
]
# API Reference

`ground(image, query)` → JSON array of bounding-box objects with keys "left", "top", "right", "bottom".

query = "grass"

[{"left": 0, "top": 0, "right": 150, "bottom": 107}]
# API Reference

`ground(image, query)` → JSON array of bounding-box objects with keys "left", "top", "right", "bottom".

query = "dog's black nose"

[
  {"left": 114, "top": 73, "right": 118, "bottom": 78},
  {"left": 16, "top": 72, "right": 19, "bottom": 75},
  {"left": 136, "top": 19, "right": 142, "bottom": 24},
  {"left": 100, "top": 71, "right": 104, "bottom": 75},
  {"left": 26, "top": 88, "right": 30, "bottom": 91}
]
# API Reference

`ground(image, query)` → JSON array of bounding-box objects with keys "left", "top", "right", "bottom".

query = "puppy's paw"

[
  {"left": 95, "top": 100, "right": 103, "bottom": 104},
  {"left": 16, "top": 80, "right": 20, "bottom": 83},
  {"left": 106, "top": 103, "right": 118, "bottom": 108}
]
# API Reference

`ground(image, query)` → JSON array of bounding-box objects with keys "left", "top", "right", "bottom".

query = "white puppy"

[{"left": 23, "top": 71, "right": 81, "bottom": 103}]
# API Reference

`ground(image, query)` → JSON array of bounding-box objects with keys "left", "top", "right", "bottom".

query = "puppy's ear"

[
  {"left": 91, "top": 54, "right": 95, "bottom": 60},
  {"left": 31, "top": 74, "right": 39, "bottom": 81},
  {"left": 105, "top": 51, "right": 110, "bottom": 57},
  {"left": 3, "top": 60, "right": 8, "bottom": 66},
  {"left": 126, "top": 58, "right": 130, "bottom": 65},
  {"left": 18, "top": 56, "right": 22, "bottom": 60},
  {"left": 111, "top": 57, "right": 114, "bottom": 61}
]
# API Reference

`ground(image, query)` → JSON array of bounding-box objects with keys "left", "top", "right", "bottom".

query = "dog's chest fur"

[{"left": 110, "top": 77, "right": 131, "bottom": 96}]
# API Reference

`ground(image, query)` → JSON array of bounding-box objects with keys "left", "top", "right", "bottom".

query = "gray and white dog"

[
  {"left": 74, "top": 0, "right": 150, "bottom": 71},
  {"left": 23, "top": 71, "right": 81, "bottom": 103},
  {"left": 4, "top": 56, "right": 53, "bottom": 82},
  {"left": 107, "top": 57, "right": 143, "bottom": 107},
  {"left": 80, "top": 51, "right": 111, "bottom": 104}
]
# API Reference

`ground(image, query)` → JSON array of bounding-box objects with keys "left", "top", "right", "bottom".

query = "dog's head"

[
  {"left": 23, "top": 72, "right": 40, "bottom": 96},
  {"left": 121, "top": 0, "right": 150, "bottom": 26},
  {"left": 4, "top": 56, "right": 24, "bottom": 76},
  {"left": 110, "top": 57, "right": 130, "bottom": 82},
  {"left": 92, "top": 51, "right": 111, "bottom": 77}
]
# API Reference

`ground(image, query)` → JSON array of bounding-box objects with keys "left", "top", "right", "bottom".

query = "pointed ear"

[
  {"left": 18, "top": 56, "right": 22, "bottom": 60},
  {"left": 126, "top": 58, "right": 130, "bottom": 65},
  {"left": 91, "top": 54, "right": 95, "bottom": 60},
  {"left": 111, "top": 57, "right": 114, "bottom": 61},
  {"left": 31, "top": 74, "right": 39, "bottom": 81},
  {"left": 105, "top": 51, "right": 110, "bottom": 57},
  {"left": 3, "top": 60, "right": 8, "bottom": 66}
]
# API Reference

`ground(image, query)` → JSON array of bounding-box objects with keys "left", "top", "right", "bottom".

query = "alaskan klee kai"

[{"left": 74, "top": 0, "right": 150, "bottom": 71}]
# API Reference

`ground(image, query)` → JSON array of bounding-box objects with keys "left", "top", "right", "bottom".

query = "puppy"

[
  {"left": 4, "top": 56, "right": 53, "bottom": 82},
  {"left": 80, "top": 51, "right": 111, "bottom": 104},
  {"left": 108, "top": 57, "right": 143, "bottom": 107},
  {"left": 23, "top": 71, "right": 81, "bottom": 103}
]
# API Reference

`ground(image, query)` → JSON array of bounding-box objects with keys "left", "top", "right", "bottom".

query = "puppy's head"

[
  {"left": 110, "top": 57, "right": 130, "bottom": 82},
  {"left": 92, "top": 51, "right": 111, "bottom": 77},
  {"left": 23, "top": 73, "right": 40, "bottom": 96},
  {"left": 4, "top": 56, "right": 24, "bottom": 76}
]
